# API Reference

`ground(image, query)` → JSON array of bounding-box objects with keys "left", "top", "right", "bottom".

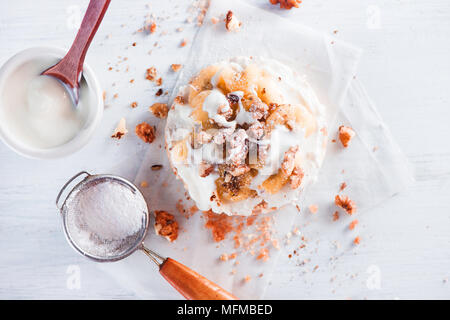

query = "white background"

[{"left": 0, "top": 0, "right": 449, "bottom": 299}]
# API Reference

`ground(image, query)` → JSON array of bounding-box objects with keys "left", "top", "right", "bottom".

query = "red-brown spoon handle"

[
  {"left": 160, "top": 258, "right": 238, "bottom": 300},
  {"left": 42, "top": 0, "right": 111, "bottom": 88}
]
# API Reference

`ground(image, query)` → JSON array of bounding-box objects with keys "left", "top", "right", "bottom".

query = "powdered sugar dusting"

[{"left": 64, "top": 178, "right": 147, "bottom": 258}]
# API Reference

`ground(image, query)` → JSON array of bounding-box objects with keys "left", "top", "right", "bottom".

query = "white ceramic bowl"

[{"left": 0, "top": 46, "right": 103, "bottom": 159}]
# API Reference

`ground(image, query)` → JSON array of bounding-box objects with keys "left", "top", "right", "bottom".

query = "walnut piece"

[
  {"left": 154, "top": 211, "right": 179, "bottom": 242},
  {"left": 146, "top": 67, "right": 158, "bottom": 81},
  {"left": 217, "top": 104, "right": 233, "bottom": 120},
  {"left": 149, "top": 103, "right": 169, "bottom": 118},
  {"left": 199, "top": 161, "right": 214, "bottom": 177},
  {"left": 249, "top": 100, "right": 268, "bottom": 120},
  {"left": 281, "top": 146, "right": 299, "bottom": 176},
  {"left": 269, "top": 0, "right": 302, "bottom": 10},
  {"left": 174, "top": 95, "right": 186, "bottom": 105},
  {"left": 225, "top": 11, "right": 241, "bottom": 32},
  {"left": 338, "top": 125, "right": 355, "bottom": 148},
  {"left": 111, "top": 117, "right": 128, "bottom": 139},
  {"left": 247, "top": 121, "right": 264, "bottom": 140},
  {"left": 227, "top": 129, "right": 248, "bottom": 165},
  {"left": 335, "top": 195, "right": 357, "bottom": 215},
  {"left": 229, "top": 164, "right": 250, "bottom": 177},
  {"left": 135, "top": 122, "right": 155, "bottom": 143},
  {"left": 289, "top": 166, "right": 304, "bottom": 189}
]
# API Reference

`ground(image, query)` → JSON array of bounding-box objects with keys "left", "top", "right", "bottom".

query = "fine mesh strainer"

[{"left": 56, "top": 171, "right": 237, "bottom": 300}]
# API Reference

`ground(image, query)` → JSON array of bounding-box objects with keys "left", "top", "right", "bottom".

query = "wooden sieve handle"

[{"left": 159, "top": 258, "right": 238, "bottom": 300}]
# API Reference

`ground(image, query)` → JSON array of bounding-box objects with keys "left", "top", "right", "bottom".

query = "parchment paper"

[{"left": 99, "top": 0, "right": 413, "bottom": 299}]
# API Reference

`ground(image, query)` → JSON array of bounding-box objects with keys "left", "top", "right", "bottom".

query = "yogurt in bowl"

[{"left": 0, "top": 47, "right": 103, "bottom": 159}]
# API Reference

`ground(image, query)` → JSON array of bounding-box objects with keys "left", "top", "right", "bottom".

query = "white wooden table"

[{"left": 0, "top": 0, "right": 449, "bottom": 299}]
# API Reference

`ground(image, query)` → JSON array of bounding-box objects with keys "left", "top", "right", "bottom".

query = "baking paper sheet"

[{"left": 99, "top": 0, "right": 413, "bottom": 299}]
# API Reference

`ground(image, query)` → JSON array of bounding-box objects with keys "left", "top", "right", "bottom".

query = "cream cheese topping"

[{"left": 165, "top": 57, "right": 327, "bottom": 216}]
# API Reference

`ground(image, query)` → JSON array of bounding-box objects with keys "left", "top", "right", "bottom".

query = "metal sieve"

[{"left": 56, "top": 171, "right": 237, "bottom": 300}]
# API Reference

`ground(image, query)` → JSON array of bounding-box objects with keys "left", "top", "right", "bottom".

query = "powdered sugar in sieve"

[{"left": 63, "top": 176, "right": 147, "bottom": 259}]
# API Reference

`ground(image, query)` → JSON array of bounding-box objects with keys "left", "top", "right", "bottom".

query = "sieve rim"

[{"left": 57, "top": 172, "right": 150, "bottom": 263}]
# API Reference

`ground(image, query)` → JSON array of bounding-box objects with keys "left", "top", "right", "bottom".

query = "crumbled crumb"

[
  {"left": 149, "top": 22, "right": 157, "bottom": 34},
  {"left": 309, "top": 204, "right": 318, "bottom": 214},
  {"left": 135, "top": 122, "right": 155, "bottom": 143},
  {"left": 154, "top": 211, "right": 179, "bottom": 242},
  {"left": 219, "top": 253, "right": 228, "bottom": 261},
  {"left": 111, "top": 118, "right": 128, "bottom": 139},
  {"left": 204, "top": 210, "right": 233, "bottom": 242},
  {"left": 132, "top": 42, "right": 137, "bottom": 47},
  {"left": 349, "top": 219, "right": 359, "bottom": 230},
  {"left": 252, "top": 200, "right": 268, "bottom": 215},
  {"left": 130, "top": 101, "right": 138, "bottom": 108},
  {"left": 155, "top": 88, "right": 163, "bottom": 96},
  {"left": 244, "top": 275, "right": 251, "bottom": 283},
  {"left": 340, "top": 182, "right": 347, "bottom": 191},
  {"left": 176, "top": 200, "right": 185, "bottom": 216},
  {"left": 149, "top": 103, "right": 169, "bottom": 118},
  {"left": 211, "top": 16, "right": 219, "bottom": 24},
  {"left": 256, "top": 247, "right": 270, "bottom": 262},
  {"left": 353, "top": 236, "right": 361, "bottom": 245},
  {"left": 269, "top": 0, "right": 302, "bottom": 10},
  {"left": 332, "top": 211, "right": 340, "bottom": 221},
  {"left": 102, "top": 91, "right": 106, "bottom": 101},
  {"left": 225, "top": 11, "right": 241, "bottom": 32},
  {"left": 335, "top": 195, "right": 357, "bottom": 215},
  {"left": 338, "top": 125, "right": 356, "bottom": 148},
  {"left": 130, "top": 79, "right": 135, "bottom": 83},
  {"left": 113, "top": 93, "right": 119, "bottom": 99},
  {"left": 189, "top": 205, "right": 198, "bottom": 215},
  {"left": 140, "top": 181, "right": 148, "bottom": 188},
  {"left": 171, "top": 64, "right": 183, "bottom": 72},
  {"left": 180, "top": 38, "right": 188, "bottom": 47},
  {"left": 156, "top": 77, "right": 163, "bottom": 86}
]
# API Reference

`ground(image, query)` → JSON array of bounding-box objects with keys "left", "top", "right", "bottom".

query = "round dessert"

[{"left": 165, "top": 57, "right": 327, "bottom": 216}]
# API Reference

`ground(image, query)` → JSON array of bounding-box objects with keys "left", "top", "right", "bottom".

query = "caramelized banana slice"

[
  {"left": 257, "top": 79, "right": 284, "bottom": 105},
  {"left": 190, "top": 90, "right": 211, "bottom": 126},
  {"left": 266, "top": 103, "right": 317, "bottom": 137},
  {"left": 215, "top": 166, "right": 257, "bottom": 202},
  {"left": 260, "top": 169, "right": 289, "bottom": 195},
  {"left": 188, "top": 65, "right": 220, "bottom": 104},
  {"left": 171, "top": 139, "right": 188, "bottom": 163},
  {"left": 216, "top": 177, "right": 258, "bottom": 202}
]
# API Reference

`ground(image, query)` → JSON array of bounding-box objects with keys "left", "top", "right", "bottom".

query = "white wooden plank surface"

[{"left": 0, "top": 0, "right": 449, "bottom": 299}]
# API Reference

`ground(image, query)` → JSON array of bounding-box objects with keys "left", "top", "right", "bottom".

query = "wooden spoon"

[{"left": 42, "top": 0, "right": 111, "bottom": 106}]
